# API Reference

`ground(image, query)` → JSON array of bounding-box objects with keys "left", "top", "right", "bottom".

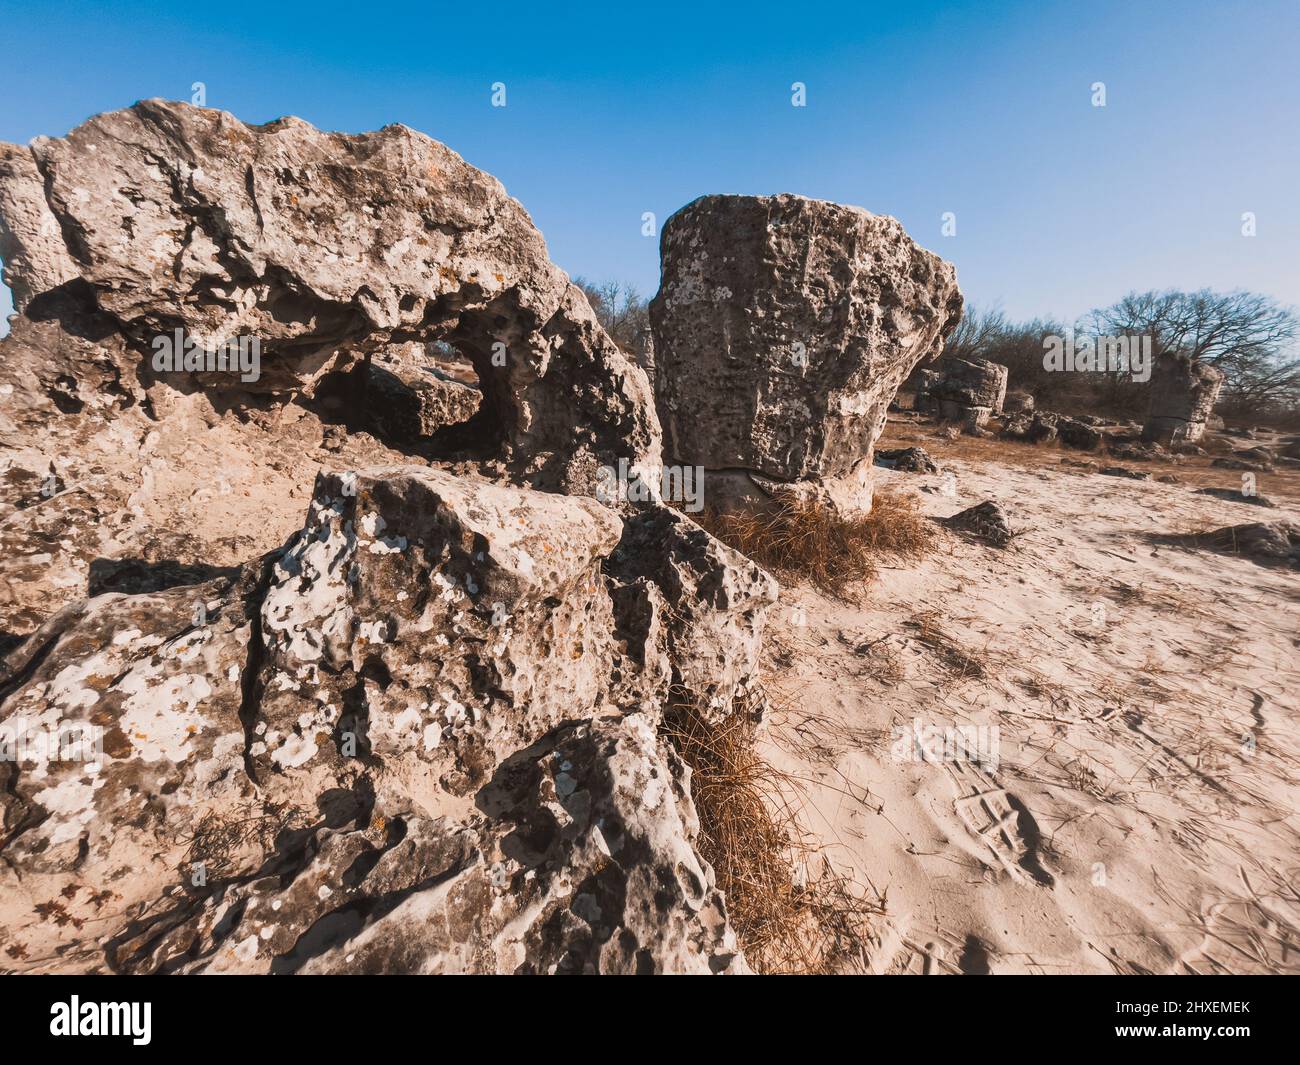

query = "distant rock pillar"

[{"left": 1143, "top": 354, "right": 1224, "bottom": 444}]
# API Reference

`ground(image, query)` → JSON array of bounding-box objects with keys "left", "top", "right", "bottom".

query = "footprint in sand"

[
  {"left": 945, "top": 760, "right": 1056, "bottom": 888},
  {"left": 889, "top": 930, "right": 996, "bottom": 974}
]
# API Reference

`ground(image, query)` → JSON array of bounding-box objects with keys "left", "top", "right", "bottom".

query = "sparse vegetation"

[
  {"left": 661, "top": 689, "right": 879, "bottom": 974},
  {"left": 574, "top": 277, "right": 651, "bottom": 365},
  {"left": 943, "top": 290, "right": 1300, "bottom": 428},
  {"left": 697, "top": 489, "right": 937, "bottom": 599},
  {"left": 903, "top": 609, "right": 992, "bottom": 680}
]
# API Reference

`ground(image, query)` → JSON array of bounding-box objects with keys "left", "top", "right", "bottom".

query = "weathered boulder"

[
  {"left": 1143, "top": 354, "right": 1223, "bottom": 445},
  {"left": 1003, "top": 390, "right": 1034, "bottom": 414},
  {"left": 1207, "top": 521, "right": 1300, "bottom": 563},
  {"left": 0, "top": 461, "right": 774, "bottom": 972},
  {"left": 1, "top": 99, "right": 660, "bottom": 492},
  {"left": 944, "top": 500, "right": 1014, "bottom": 546},
  {"left": 1002, "top": 411, "right": 1059, "bottom": 445},
  {"left": 649, "top": 193, "right": 961, "bottom": 513},
  {"left": 1057, "top": 417, "right": 1105, "bottom": 451},
  {"left": 112, "top": 717, "right": 747, "bottom": 975},
  {"left": 922, "top": 356, "right": 1009, "bottom": 422},
  {"left": 252, "top": 466, "right": 634, "bottom": 796},
  {"left": 875, "top": 446, "right": 939, "bottom": 474}
]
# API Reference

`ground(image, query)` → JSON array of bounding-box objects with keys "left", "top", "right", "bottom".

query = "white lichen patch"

[
  {"left": 262, "top": 497, "right": 356, "bottom": 663},
  {"left": 270, "top": 732, "right": 318, "bottom": 769},
  {"left": 115, "top": 671, "right": 214, "bottom": 762},
  {"left": 32, "top": 777, "right": 100, "bottom": 846}
]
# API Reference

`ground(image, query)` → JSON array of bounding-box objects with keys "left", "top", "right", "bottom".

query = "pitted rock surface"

[
  {"left": 0, "top": 102, "right": 779, "bottom": 975},
  {"left": 0, "top": 462, "right": 771, "bottom": 972},
  {"left": 2, "top": 99, "right": 660, "bottom": 491},
  {"left": 649, "top": 193, "right": 961, "bottom": 511}
]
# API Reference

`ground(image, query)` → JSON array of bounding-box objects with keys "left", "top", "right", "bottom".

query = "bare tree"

[
  {"left": 574, "top": 277, "right": 650, "bottom": 365},
  {"left": 940, "top": 304, "right": 1009, "bottom": 362},
  {"left": 1087, "top": 289, "right": 1300, "bottom": 409}
]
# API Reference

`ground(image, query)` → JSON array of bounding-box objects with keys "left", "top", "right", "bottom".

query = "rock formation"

[
  {"left": 914, "top": 356, "right": 1008, "bottom": 430},
  {"left": 875, "top": 446, "right": 939, "bottom": 474},
  {"left": 1207, "top": 521, "right": 1300, "bottom": 564},
  {"left": 649, "top": 194, "right": 962, "bottom": 514},
  {"left": 1003, "top": 390, "right": 1034, "bottom": 414},
  {"left": 3, "top": 99, "right": 659, "bottom": 492},
  {"left": 1143, "top": 354, "right": 1224, "bottom": 445},
  {"left": 0, "top": 101, "right": 778, "bottom": 974},
  {"left": 944, "top": 500, "right": 1014, "bottom": 546}
]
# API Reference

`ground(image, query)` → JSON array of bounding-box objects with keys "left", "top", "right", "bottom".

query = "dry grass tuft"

[
  {"left": 698, "top": 489, "right": 937, "bottom": 599},
  {"left": 662, "top": 689, "right": 879, "bottom": 974}
]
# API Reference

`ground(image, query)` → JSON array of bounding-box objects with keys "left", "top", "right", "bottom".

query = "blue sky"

[{"left": 1, "top": 0, "right": 1297, "bottom": 332}]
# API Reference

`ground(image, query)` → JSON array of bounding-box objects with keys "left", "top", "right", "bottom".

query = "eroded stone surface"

[
  {"left": 0, "top": 100, "right": 790, "bottom": 975},
  {"left": 875, "top": 446, "right": 939, "bottom": 474},
  {"left": 0, "top": 463, "right": 771, "bottom": 973},
  {"left": 112, "top": 717, "right": 746, "bottom": 975},
  {"left": 918, "top": 356, "right": 1008, "bottom": 427},
  {"left": 944, "top": 500, "right": 1014, "bottom": 547},
  {"left": 1144, "top": 354, "right": 1224, "bottom": 445},
  {"left": 649, "top": 193, "right": 961, "bottom": 512},
  {"left": 2, "top": 99, "right": 660, "bottom": 492}
]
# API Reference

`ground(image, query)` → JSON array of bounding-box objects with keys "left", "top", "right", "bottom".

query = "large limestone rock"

[
  {"left": 1, "top": 99, "right": 659, "bottom": 493},
  {"left": 0, "top": 102, "right": 780, "bottom": 975},
  {"left": 0, "top": 464, "right": 773, "bottom": 972},
  {"left": 0, "top": 100, "right": 666, "bottom": 640},
  {"left": 1143, "top": 354, "right": 1223, "bottom": 445},
  {"left": 113, "top": 718, "right": 748, "bottom": 975},
  {"left": 649, "top": 194, "right": 962, "bottom": 513}
]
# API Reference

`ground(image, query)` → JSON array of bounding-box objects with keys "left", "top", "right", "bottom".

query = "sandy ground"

[{"left": 762, "top": 422, "right": 1300, "bottom": 974}]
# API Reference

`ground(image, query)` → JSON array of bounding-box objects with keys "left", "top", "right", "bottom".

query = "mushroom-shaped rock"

[{"left": 649, "top": 194, "right": 962, "bottom": 514}]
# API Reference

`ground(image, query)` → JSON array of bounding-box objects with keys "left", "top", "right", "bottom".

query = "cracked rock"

[{"left": 649, "top": 193, "right": 961, "bottom": 514}]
